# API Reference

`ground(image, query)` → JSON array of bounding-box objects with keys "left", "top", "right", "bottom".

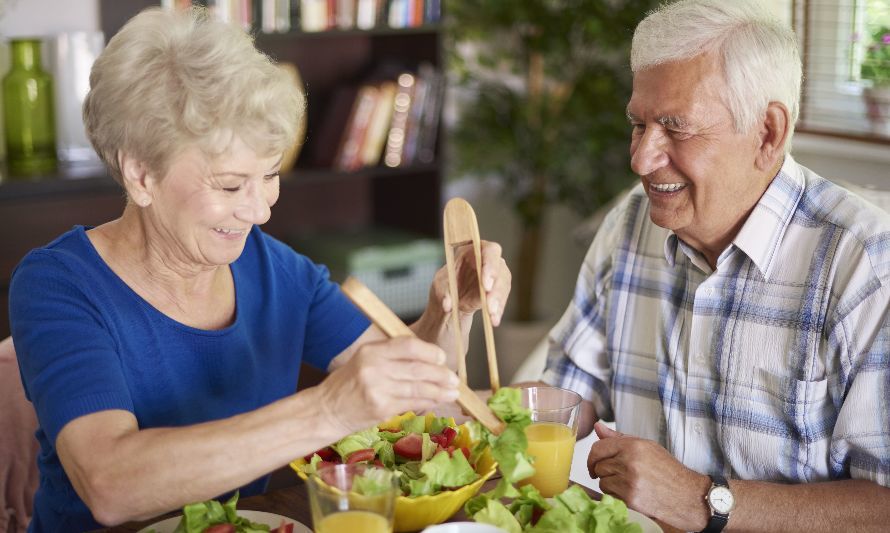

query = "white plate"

[
  {"left": 628, "top": 508, "right": 663, "bottom": 533},
  {"left": 138, "top": 510, "right": 311, "bottom": 533},
  {"left": 421, "top": 510, "right": 662, "bottom": 533}
]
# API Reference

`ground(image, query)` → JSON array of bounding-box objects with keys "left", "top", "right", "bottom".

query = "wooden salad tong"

[
  {"left": 443, "top": 198, "right": 500, "bottom": 393},
  {"left": 341, "top": 277, "right": 505, "bottom": 435}
]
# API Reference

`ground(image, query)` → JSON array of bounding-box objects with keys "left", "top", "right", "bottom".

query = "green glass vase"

[{"left": 3, "top": 38, "right": 58, "bottom": 177}]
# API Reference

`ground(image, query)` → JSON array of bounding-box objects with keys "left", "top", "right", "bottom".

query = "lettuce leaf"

[
  {"left": 473, "top": 499, "right": 522, "bottom": 533},
  {"left": 172, "top": 492, "right": 270, "bottom": 533},
  {"left": 420, "top": 450, "right": 479, "bottom": 489},
  {"left": 400, "top": 416, "right": 426, "bottom": 434},
  {"left": 332, "top": 428, "right": 381, "bottom": 460},
  {"left": 352, "top": 467, "right": 398, "bottom": 497}
]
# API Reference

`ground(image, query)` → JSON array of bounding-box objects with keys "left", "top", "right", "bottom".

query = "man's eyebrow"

[
  {"left": 626, "top": 109, "right": 638, "bottom": 122},
  {"left": 657, "top": 115, "right": 690, "bottom": 129}
]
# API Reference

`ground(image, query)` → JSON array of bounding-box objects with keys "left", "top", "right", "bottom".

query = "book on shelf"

[
  {"left": 166, "top": 0, "right": 440, "bottom": 33},
  {"left": 301, "top": 0, "right": 328, "bottom": 31},
  {"left": 307, "top": 85, "right": 360, "bottom": 168},
  {"left": 414, "top": 64, "right": 443, "bottom": 164},
  {"left": 316, "top": 66, "right": 441, "bottom": 173},
  {"left": 383, "top": 72, "right": 415, "bottom": 168},
  {"left": 334, "top": 84, "right": 379, "bottom": 172},
  {"left": 360, "top": 81, "right": 397, "bottom": 167}
]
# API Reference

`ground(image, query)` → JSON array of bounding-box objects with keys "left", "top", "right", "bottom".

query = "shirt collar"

[
  {"left": 662, "top": 155, "right": 805, "bottom": 279},
  {"left": 731, "top": 155, "right": 805, "bottom": 280}
]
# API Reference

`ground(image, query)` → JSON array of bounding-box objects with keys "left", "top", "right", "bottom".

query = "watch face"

[{"left": 709, "top": 485, "right": 735, "bottom": 514}]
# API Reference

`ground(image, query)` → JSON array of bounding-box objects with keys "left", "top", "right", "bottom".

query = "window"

[{"left": 785, "top": 0, "right": 890, "bottom": 140}]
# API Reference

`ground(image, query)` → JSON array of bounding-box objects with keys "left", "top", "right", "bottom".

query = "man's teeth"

[{"left": 650, "top": 183, "right": 686, "bottom": 192}]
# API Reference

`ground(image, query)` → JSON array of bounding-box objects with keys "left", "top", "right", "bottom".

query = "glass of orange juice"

[
  {"left": 518, "top": 385, "right": 583, "bottom": 497},
  {"left": 307, "top": 463, "right": 399, "bottom": 533}
]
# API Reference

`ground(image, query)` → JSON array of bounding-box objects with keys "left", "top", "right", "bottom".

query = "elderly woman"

[{"left": 8, "top": 8, "right": 510, "bottom": 531}]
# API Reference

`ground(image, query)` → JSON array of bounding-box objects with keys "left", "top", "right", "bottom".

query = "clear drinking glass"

[
  {"left": 307, "top": 463, "right": 399, "bottom": 533},
  {"left": 518, "top": 385, "right": 583, "bottom": 497}
]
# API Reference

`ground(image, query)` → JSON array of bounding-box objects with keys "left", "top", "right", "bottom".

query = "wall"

[{"left": 0, "top": 0, "right": 99, "bottom": 37}]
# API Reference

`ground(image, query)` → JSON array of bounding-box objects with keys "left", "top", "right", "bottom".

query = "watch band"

[{"left": 700, "top": 474, "right": 730, "bottom": 533}]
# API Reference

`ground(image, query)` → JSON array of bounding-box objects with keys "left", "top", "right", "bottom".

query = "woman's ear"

[
  {"left": 118, "top": 152, "right": 155, "bottom": 207},
  {"left": 755, "top": 102, "right": 791, "bottom": 172}
]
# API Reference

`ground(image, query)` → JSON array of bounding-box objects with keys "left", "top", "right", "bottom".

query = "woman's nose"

[{"left": 235, "top": 181, "right": 272, "bottom": 225}]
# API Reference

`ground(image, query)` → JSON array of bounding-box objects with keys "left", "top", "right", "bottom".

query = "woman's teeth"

[
  {"left": 213, "top": 228, "right": 243, "bottom": 235},
  {"left": 650, "top": 183, "right": 686, "bottom": 193}
]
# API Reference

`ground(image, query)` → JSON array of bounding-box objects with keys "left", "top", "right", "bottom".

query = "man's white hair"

[{"left": 631, "top": 0, "right": 801, "bottom": 147}]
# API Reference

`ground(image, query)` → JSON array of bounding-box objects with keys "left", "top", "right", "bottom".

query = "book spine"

[
  {"left": 301, "top": 0, "right": 328, "bottom": 31},
  {"left": 416, "top": 65, "right": 443, "bottom": 164},
  {"left": 336, "top": 85, "right": 379, "bottom": 171},
  {"left": 401, "top": 73, "right": 427, "bottom": 165},
  {"left": 356, "top": 0, "right": 376, "bottom": 29},
  {"left": 360, "top": 81, "right": 397, "bottom": 167},
  {"left": 383, "top": 72, "right": 415, "bottom": 168},
  {"left": 261, "top": 0, "right": 277, "bottom": 32}
]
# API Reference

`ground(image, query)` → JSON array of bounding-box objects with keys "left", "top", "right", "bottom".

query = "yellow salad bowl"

[{"left": 290, "top": 412, "right": 497, "bottom": 532}]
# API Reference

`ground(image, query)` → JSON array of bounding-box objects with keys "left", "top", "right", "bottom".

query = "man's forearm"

[{"left": 724, "top": 478, "right": 890, "bottom": 532}]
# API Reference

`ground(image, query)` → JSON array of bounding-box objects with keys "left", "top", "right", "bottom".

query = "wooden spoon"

[{"left": 341, "top": 276, "right": 505, "bottom": 435}]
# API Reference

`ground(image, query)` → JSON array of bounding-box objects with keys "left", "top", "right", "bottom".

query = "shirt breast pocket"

[{"left": 718, "top": 368, "right": 835, "bottom": 482}]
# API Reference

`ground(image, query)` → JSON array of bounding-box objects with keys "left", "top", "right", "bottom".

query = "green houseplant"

[
  {"left": 861, "top": 26, "right": 890, "bottom": 136},
  {"left": 446, "top": 0, "right": 657, "bottom": 322}
]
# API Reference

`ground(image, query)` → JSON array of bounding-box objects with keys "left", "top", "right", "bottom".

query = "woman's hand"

[
  {"left": 317, "top": 336, "right": 460, "bottom": 435},
  {"left": 429, "top": 240, "right": 511, "bottom": 326}
]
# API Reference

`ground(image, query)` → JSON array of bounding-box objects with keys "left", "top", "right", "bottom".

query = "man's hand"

[{"left": 587, "top": 422, "right": 711, "bottom": 531}]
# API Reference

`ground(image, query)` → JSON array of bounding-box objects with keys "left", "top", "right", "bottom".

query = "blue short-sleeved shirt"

[{"left": 9, "top": 226, "right": 370, "bottom": 532}]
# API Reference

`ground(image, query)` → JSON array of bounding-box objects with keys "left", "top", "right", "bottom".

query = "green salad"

[
  {"left": 302, "top": 387, "right": 644, "bottom": 532},
  {"left": 298, "top": 387, "right": 536, "bottom": 497}
]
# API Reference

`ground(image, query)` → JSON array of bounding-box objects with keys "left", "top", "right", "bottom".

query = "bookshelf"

[{"left": 0, "top": 0, "right": 445, "bottom": 339}]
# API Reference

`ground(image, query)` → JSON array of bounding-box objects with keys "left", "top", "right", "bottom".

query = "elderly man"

[{"left": 539, "top": 1, "right": 890, "bottom": 532}]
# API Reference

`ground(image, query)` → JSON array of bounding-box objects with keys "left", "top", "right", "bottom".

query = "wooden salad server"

[
  {"left": 341, "top": 276, "right": 505, "bottom": 435},
  {"left": 443, "top": 198, "right": 500, "bottom": 393}
]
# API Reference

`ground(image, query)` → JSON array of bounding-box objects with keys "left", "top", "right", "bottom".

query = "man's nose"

[{"left": 630, "top": 127, "right": 669, "bottom": 176}]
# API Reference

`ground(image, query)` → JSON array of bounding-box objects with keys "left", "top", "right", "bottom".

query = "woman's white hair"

[
  {"left": 631, "top": 0, "right": 801, "bottom": 146},
  {"left": 83, "top": 7, "right": 305, "bottom": 185}
]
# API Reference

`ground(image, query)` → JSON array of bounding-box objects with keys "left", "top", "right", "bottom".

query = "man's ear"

[
  {"left": 755, "top": 101, "right": 790, "bottom": 172},
  {"left": 118, "top": 152, "right": 155, "bottom": 207}
]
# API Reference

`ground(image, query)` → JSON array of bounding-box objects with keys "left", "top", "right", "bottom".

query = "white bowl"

[{"left": 422, "top": 522, "right": 509, "bottom": 533}]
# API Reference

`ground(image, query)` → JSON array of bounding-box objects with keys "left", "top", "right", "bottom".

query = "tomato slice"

[
  {"left": 440, "top": 426, "right": 457, "bottom": 447},
  {"left": 393, "top": 433, "right": 423, "bottom": 459},
  {"left": 346, "top": 448, "right": 376, "bottom": 464},
  {"left": 304, "top": 446, "right": 337, "bottom": 462},
  {"left": 269, "top": 520, "right": 295, "bottom": 533},
  {"left": 203, "top": 525, "right": 236, "bottom": 533}
]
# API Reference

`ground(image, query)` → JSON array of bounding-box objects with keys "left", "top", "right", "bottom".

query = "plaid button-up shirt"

[{"left": 542, "top": 156, "right": 890, "bottom": 486}]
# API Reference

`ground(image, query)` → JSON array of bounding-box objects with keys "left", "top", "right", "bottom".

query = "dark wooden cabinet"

[{"left": 0, "top": 1, "right": 444, "bottom": 339}]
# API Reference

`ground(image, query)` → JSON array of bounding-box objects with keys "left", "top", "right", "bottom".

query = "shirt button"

[
  {"left": 696, "top": 353, "right": 707, "bottom": 364},
  {"left": 694, "top": 422, "right": 703, "bottom": 435}
]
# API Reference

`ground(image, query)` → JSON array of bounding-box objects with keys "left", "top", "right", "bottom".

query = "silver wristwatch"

[{"left": 701, "top": 474, "right": 735, "bottom": 533}]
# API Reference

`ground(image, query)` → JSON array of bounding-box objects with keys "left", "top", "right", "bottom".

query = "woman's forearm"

[{"left": 58, "top": 385, "right": 343, "bottom": 525}]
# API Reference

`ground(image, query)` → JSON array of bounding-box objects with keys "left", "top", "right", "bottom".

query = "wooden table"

[{"left": 105, "top": 477, "right": 679, "bottom": 533}]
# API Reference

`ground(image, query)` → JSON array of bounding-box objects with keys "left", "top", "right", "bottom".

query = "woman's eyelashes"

[{"left": 220, "top": 173, "right": 279, "bottom": 193}]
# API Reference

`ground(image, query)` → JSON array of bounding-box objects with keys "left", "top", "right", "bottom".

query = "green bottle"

[{"left": 3, "top": 38, "right": 58, "bottom": 177}]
